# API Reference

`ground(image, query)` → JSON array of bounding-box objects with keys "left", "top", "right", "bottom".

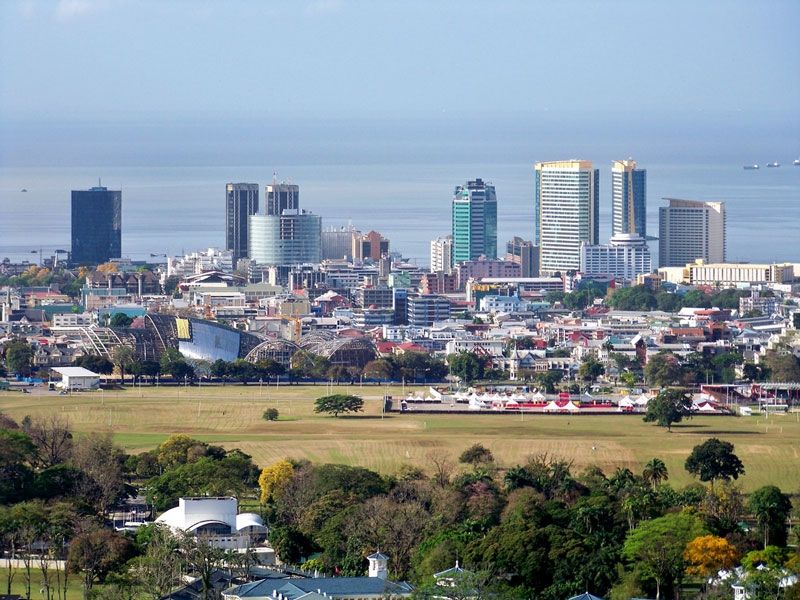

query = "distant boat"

[
  {"left": 20, "top": 188, "right": 27, "bottom": 192},
  {"left": 794, "top": 159, "right": 800, "bottom": 166},
  {"left": 766, "top": 162, "right": 780, "bottom": 168},
  {"left": 743, "top": 165, "right": 759, "bottom": 170}
]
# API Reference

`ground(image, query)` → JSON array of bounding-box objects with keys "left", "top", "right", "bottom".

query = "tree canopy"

[{"left": 314, "top": 394, "right": 364, "bottom": 417}]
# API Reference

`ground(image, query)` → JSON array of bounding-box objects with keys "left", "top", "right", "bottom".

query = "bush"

[{"left": 263, "top": 408, "right": 280, "bottom": 421}]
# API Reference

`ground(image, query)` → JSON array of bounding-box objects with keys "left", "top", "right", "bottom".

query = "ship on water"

[
  {"left": 766, "top": 162, "right": 780, "bottom": 168},
  {"left": 743, "top": 164, "right": 759, "bottom": 170},
  {"left": 794, "top": 159, "right": 800, "bottom": 166}
]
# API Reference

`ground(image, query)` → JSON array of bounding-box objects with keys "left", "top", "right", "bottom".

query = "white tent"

[
  {"left": 694, "top": 402, "right": 717, "bottom": 412},
  {"left": 635, "top": 394, "right": 650, "bottom": 406},
  {"left": 564, "top": 401, "right": 581, "bottom": 412},
  {"left": 618, "top": 396, "right": 634, "bottom": 408},
  {"left": 544, "top": 400, "right": 561, "bottom": 412},
  {"left": 531, "top": 391, "right": 546, "bottom": 402}
]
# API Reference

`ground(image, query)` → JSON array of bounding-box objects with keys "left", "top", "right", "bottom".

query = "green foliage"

[
  {"left": 314, "top": 394, "right": 364, "bottom": 417},
  {"left": 109, "top": 313, "right": 133, "bottom": 328},
  {"left": 644, "top": 352, "right": 684, "bottom": 387},
  {"left": 4, "top": 338, "right": 34, "bottom": 376},
  {"left": 163, "top": 275, "right": 181, "bottom": 295},
  {"left": 534, "top": 369, "right": 563, "bottom": 393},
  {"left": 643, "top": 388, "right": 693, "bottom": 431},
  {"left": 579, "top": 356, "right": 605, "bottom": 382},
  {"left": 447, "top": 352, "right": 485, "bottom": 382},
  {"left": 685, "top": 438, "right": 745, "bottom": 486},
  {"left": 621, "top": 512, "right": 706, "bottom": 600},
  {"left": 74, "top": 354, "right": 114, "bottom": 374},
  {"left": 748, "top": 485, "right": 792, "bottom": 548},
  {"left": 263, "top": 408, "right": 280, "bottom": 421},
  {"left": 458, "top": 444, "right": 494, "bottom": 466},
  {"left": 763, "top": 352, "right": 800, "bottom": 383}
]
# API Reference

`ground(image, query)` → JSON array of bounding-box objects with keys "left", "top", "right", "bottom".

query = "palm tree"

[
  {"left": 111, "top": 345, "right": 136, "bottom": 385},
  {"left": 642, "top": 458, "right": 669, "bottom": 489}
]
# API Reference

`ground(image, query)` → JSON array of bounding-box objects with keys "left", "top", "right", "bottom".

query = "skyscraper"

[
  {"left": 71, "top": 184, "right": 122, "bottom": 265},
  {"left": 430, "top": 235, "right": 454, "bottom": 274},
  {"left": 534, "top": 160, "right": 599, "bottom": 275},
  {"left": 659, "top": 198, "right": 726, "bottom": 267},
  {"left": 266, "top": 182, "right": 299, "bottom": 216},
  {"left": 225, "top": 183, "right": 259, "bottom": 262},
  {"left": 612, "top": 159, "right": 647, "bottom": 237},
  {"left": 505, "top": 236, "right": 539, "bottom": 277},
  {"left": 248, "top": 183, "right": 321, "bottom": 266},
  {"left": 451, "top": 178, "right": 497, "bottom": 265}
]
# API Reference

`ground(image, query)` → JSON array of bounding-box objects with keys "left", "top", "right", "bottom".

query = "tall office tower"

[
  {"left": 612, "top": 159, "right": 647, "bottom": 237},
  {"left": 451, "top": 178, "right": 497, "bottom": 265},
  {"left": 505, "top": 236, "right": 539, "bottom": 277},
  {"left": 266, "top": 182, "right": 300, "bottom": 216},
  {"left": 534, "top": 160, "right": 599, "bottom": 275},
  {"left": 580, "top": 233, "right": 652, "bottom": 281},
  {"left": 225, "top": 183, "right": 259, "bottom": 263},
  {"left": 71, "top": 184, "right": 122, "bottom": 265},
  {"left": 321, "top": 225, "right": 358, "bottom": 261},
  {"left": 659, "top": 198, "right": 726, "bottom": 267},
  {"left": 249, "top": 210, "right": 322, "bottom": 266},
  {"left": 352, "top": 230, "right": 390, "bottom": 261},
  {"left": 430, "top": 235, "right": 454, "bottom": 274}
]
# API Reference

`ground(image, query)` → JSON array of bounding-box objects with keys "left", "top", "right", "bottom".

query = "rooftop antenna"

[{"left": 98, "top": 177, "right": 102, "bottom": 187}]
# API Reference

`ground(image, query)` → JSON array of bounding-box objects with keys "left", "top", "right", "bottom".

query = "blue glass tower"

[
  {"left": 71, "top": 185, "right": 122, "bottom": 265},
  {"left": 612, "top": 159, "right": 647, "bottom": 238}
]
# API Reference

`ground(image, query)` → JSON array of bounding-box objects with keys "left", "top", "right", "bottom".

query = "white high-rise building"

[
  {"left": 430, "top": 235, "right": 454, "bottom": 274},
  {"left": 580, "top": 234, "right": 652, "bottom": 281},
  {"left": 534, "top": 160, "right": 599, "bottom": 275},
  {"left": 659, "top": 199, "right": 726, "bottom": 267}
]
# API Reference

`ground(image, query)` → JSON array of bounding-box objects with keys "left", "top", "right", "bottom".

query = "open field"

[{"left": 1, "top": 385, "right": 799, "bottom": 492}]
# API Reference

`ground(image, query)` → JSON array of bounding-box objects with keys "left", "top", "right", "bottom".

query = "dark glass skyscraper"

[
  {"left": 226, "top": 183, "right": 259, "bottom": 262},
  {"left": 71, "top": 185, "right": 122, "bottom": 265},
  {"left": 612, "top": 159, "right": 647, "bottom": 237},
  {"left": 266, "top": 182, "right": 300, "bottom": 216}
]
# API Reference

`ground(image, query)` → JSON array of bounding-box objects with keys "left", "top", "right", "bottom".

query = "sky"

[{"left": 1, "top": 0, "right": 799, "bottom": 121}]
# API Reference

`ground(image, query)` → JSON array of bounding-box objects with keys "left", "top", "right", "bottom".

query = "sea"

[{"left": 1, "top": 112, "right": 798, "bottom": 267}]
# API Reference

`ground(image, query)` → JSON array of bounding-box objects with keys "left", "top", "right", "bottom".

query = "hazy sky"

[{"left": 1, "top": 0, "right": 798, "bottom": 121}]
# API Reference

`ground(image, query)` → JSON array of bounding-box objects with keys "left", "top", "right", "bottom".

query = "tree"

[
  {"left": 763, "top": 353, "right": 800, "bottom": 383},
  {"left": 163, "top": 275, "right": 181, "bottom": 295},
  {"left": 23, "top": 414, "right": 73, "bottom": 469},
  {"left": 314, "top": 394, "right": 364, "bottom": 417},
  {"left": 535, "top": 369, "right": 563, "bottom": 393},
  {"left": 643, "top": 388, "right": 692, "bottom": 431},
  {"left": 5, "top": 338, "right": 34, "bottom": 376},
  {"left": 447, "top": 352, "right": 485, "bottom": 383},
  {"left": 458, "top": 444, "right": 494, "bottom": 466},
  {"left": 73, "top": 354, "right": 114, "bottom": 374},
  {"left": 112, "top": 345, "right": 136, "bottom": 384},
  {"left": 263, "top": 408, "right": 279, "bottom": 421},
  {"left": 683, "top": 535, "right": 739, "bottom": 577},
  {"left": 642, "top": 458, "right": 669, "bottom": 489},
  {"left": 579, "top": 356, "right": 605, "bottom": 382},
  {"left": 258, "top": 459, "right": 294, "bottom": 504},
  {"left": 622, "top": 512, "right": 706, "bottom": 600},
  {"left": 68, "top": 523, "right": 133, "bottom": 599},
  {"left": 363, "top": 359, "right": 395, "bottom": 381},
  {"left": 748, "top": 485, "right": 792, "bottom": 548},
  {"left": 644, "top": 352, "right": 684, "bottom": 387},
  {"left": 70, "top": 432, "right": 127, "bottom": 514},
  {"left": 685, "top": 438, "right": 745, "bottom": 488},
  {"left": 109, "top": 313, "right": 133, "bottom": 328}
]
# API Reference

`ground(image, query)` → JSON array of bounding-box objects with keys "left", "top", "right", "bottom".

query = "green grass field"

[{"left": 2, "top": 385, "right": 799, "bottom": 492}]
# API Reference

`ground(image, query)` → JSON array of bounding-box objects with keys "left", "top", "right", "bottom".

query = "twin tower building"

[{"left": 225, "top": 182, "right": 321, "bottom": 267}]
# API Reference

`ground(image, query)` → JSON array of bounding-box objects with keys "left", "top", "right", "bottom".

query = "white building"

[
  {"left": 51, "top": 366, "right": 101, "bottom": 390},
  {"left": 534, "top": 160, "right": 599, "bottom": 275},
  {"left": 659, "top": 198, "right": 726, "bottom": 267},
  {"left": 430, "top": 235, "right": 454, "bottom": 274},
  {"left": 51, "top": 312, "right": 94, "bottom": 327},
  {"left": 580, "top": 233, "right": 652, "bottom": 281},
  {"left": 156, "top": 497, "right": 268, "bottom": 550},
  {"left": 167, "top": 248, "right": 236, "bottom": 278}
]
